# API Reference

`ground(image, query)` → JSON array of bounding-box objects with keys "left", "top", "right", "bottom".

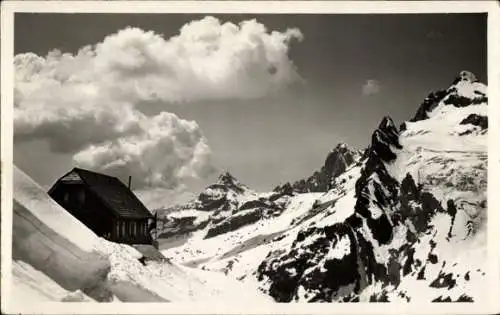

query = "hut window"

[
  {"left": 63, "top": 192, "right": 69, "bottom": 203},
  {"left": 116, "top": 221, "right": 120, "bottom": 238},
  {"left": 121, "top": 221, "right": 126, "bottom": 237},
  {"left": 132, "top": 222, "right": 136, "bottom": 237}
]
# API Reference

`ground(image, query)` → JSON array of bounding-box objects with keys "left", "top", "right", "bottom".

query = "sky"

[{"left": 13, "top": 13, "right": 487, "bottom": 207}]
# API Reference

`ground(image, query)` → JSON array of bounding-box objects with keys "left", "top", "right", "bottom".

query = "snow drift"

[{"left": 13, "top": 165, "right": 111, "bottom": 300}]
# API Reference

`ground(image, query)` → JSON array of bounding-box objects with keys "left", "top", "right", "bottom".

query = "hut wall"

[{"left": 50, "top": 184, "right": 114, "bottom": 239}]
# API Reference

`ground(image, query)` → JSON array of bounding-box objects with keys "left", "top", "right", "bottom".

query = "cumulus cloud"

[
  {"left": 362, "top": 79, "right": 381, "bottom": 96},
  {"left": 72, "top": 112, "right": 215, "bottom": 189},
  {"left": 14, "top": 16, "right": 303, "bottom": 189}
]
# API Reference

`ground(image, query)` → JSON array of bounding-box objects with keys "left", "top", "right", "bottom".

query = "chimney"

[{"left": 128, "top": 176, "right": 132, "bottom": 190}]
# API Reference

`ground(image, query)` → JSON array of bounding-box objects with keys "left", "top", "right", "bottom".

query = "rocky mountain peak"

[
  {"left": 210, "top": 170, "right": 249, "bottom": 196},
  {"left": 332, "top": 142, "right": 348, "bottom": 151},
  {"left": 274, "top": 142, "right": 361, "bottom": 194},
  {"left": 405, "top": 71, "right": 486, "bottom": 127},
  {"left": 324, "top": 143, "right": 357, "bottom": 179},
  {"left": 217, "top": 171, "right": 239, "bottom": 186},
  {"left": 181, "top": 171, "right": 251, "bottom": 212},
  {"left": 453, "top": 70, "right": 478, "bottom": 84},
  {"left": 379, "top": 116, "right": 397, "bottom": 131}
]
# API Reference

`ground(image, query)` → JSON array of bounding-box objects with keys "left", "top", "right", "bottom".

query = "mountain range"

[
  {"left": 157, "top": 70, "right": 488, "bottom": 302},
  {"left": 11, "top": 70, "right": 488, "bottom": 303}
]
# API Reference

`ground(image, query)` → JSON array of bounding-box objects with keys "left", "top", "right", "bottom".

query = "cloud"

[
  {"left": 14, "top": 17, "right": 303, "bottom": 189},
  {"left": 362, "top": 79, "right": 381, "bottom": 96},
  {"left": 72, "top": 112, "right": 216, "bottom": 189}
]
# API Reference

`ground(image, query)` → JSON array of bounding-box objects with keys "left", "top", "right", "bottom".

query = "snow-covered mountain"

[
  {"left": 160, "top": 71, "right": 488, "bottom": 302},
  {"left": 155, "top": 171, "right": 294, "bottom": 250},
  {"left": 9, "top": 70, "right": 489, "bottom": 305}
]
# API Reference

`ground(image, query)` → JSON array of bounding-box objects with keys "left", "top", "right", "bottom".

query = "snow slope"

[
  {"left": 11, "top": 260, "right": 96, "bottom": 302},
  {"left": 12, "top": 165, "right": 111, "bottom": 300},
  {"left": 162, "top": 192, "right": 323, "bottom": 278}
]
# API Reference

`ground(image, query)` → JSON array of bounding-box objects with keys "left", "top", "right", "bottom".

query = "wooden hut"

[{"left": 48, "top": 167, "right": 156, "bottom": 245}]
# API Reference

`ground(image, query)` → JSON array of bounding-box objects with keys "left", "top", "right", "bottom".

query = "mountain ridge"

[
  {"left": 159, "top": 70, "right": 488, "bottom": 302},
  {"left": 274, "top": 143, "right": 363, "bottom": 194}
]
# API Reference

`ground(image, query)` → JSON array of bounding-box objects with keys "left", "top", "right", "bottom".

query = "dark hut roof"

[{"left": 54, "top": 167, "right": 153, "bottom": 219}]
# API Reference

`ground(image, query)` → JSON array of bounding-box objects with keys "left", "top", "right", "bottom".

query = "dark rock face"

[
  {"left": 399, "top": 122, "right": 407, "bottom": 132},
  {"left": 410, "top": 90, "right": 448, "bottom": 122},
  {"left": 205, "top": 208, "right": 263, "bottom": 238},
  {"left": 271, "top": 182, "right": 294, "bottom": 198},
  {"left": 239, "top": 199, "right": 278, "bottom": 212},
  {"left": 354, "top": 116, "right": 402, "bottom": 245},
  {"left": 274, "top": 143, "right": 360, "bottom": 193},
  {"left": 442, "top": 92, "right": 487, "bottom": 108},
  {"left": 158, "top": 215, "right": 209, "bottom": 239},
  {"left": 324, "top": 144, "right": 357, "bottom": 179},
  {"left": 206, "top": 202, "right": 285, "bottom": 239},
  {"left": 257, "top": 223, "right": 362, "bottom": 302},
  {"left": 197, "top": 193, "right": 232, "bottom": 211},
  {"left": 459, "top": 114, "right": 488, "bottom": 130},
  {"left": 429, "top": 271, "right": 457, "bottom": 290},
  {"left": 359, "top": 146, "right": 371, "bottom": 162},
  {"left": 398, "top": 173, "right": 444, "bottom": 233}
]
